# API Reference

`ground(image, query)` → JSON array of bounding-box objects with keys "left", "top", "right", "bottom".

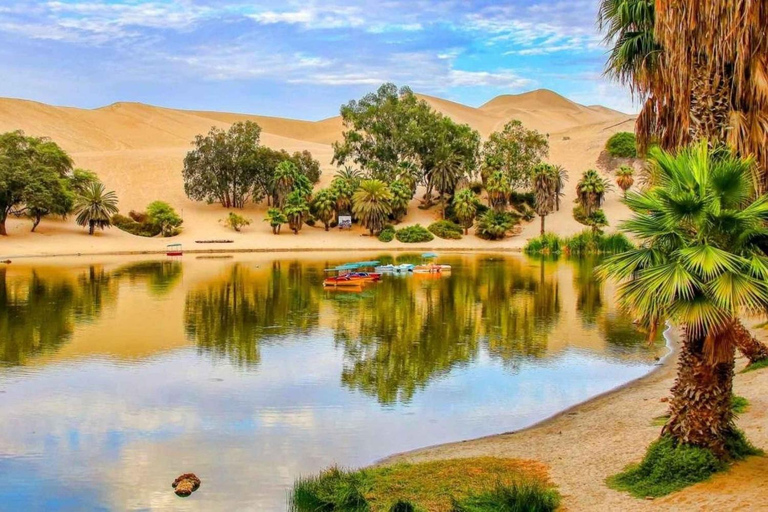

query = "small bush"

[
  {"left": 452, "top": 480, "right": 561, "bottom": 512},
  {"left": 396, "top": 224, "right": 434, "bottom": 243},
  {"left": 222, "top": 212, "right": 252, "bottom": 232},
  {"left": 389, "top": 500, "right": 416, "bottom": 512},
  {"left": 524, "top": 233, "right": 563, "bottom": 255},
  {"left": 608, "top": 432, "right": 760, "bottom": 498},
  {"left": 128, "top": 210, "right": 148, "bottom": 223},
  {"left": 379, "top": 225, "right": 396, "bottom": 243},
  {"left": 112, "top": 213, "right": 162, "bottom": 238},
  {"left": 606, "top": 132, "right": 637, "bottom": 158},
  {"left": 476, "top": 211, "right": 517, "bottom": 240},
  {"left": 509, "top": 191, "right": 535, "bottom": 208},
  {"left": 429, "top": 220, "right": 463, "bottom": 240},
  {"left": 146, "top": 201, "right": 183, "bottom": 237},
  {"left": 731, "top": 395, "right": 749, "bottom": 414}
]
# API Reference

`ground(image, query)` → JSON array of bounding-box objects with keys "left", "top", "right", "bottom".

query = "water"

[{"left": 0, "top": 253, "right": 661, "bottom": 511}]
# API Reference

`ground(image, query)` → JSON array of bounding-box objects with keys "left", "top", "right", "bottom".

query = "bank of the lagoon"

[{"left": 0, "top": 253, "right": 667, "bottom": 510}]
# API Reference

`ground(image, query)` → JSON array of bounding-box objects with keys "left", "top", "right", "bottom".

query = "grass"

[
  {"left": 289, "top": 458, "right": 559, "bottom": 512},
  {"left": 650, "top": 395, "right": 750, "bottom": 427},
  {"left": 609, "top": 431, "right": 761, "bottom": 498},
  {"left": 742, "top": 358, "right": 768, "bottom": 373},
  {"left": 524, "top": 230, "right": 634, "bottom": 256},
  {"left": 428, "top": 220, "right": 463, "bottom": 240}
]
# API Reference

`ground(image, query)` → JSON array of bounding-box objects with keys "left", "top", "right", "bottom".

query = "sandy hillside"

[{"left": 0, "top": 89, "right": 636, "bottom": 258}]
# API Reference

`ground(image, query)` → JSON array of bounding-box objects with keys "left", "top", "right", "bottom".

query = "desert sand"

[{"left": 0, "top": 89, "right": 636, "bottom": 259}]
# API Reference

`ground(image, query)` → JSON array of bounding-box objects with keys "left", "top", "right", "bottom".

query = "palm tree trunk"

[
  {"left": 664, "top": 327, "right": 736, "bottom": 458},
  {"left": 540, "top": 215, "right": 545, "bottom": 235},
  {"left": 89, "top": 220, "right": 95, "bottom": 235},
  {"left": 0, "top": 214, "right": 7, "bottom": 236},
  {"left": 733, "top": 320, "right": 768, "bottom": 365}
]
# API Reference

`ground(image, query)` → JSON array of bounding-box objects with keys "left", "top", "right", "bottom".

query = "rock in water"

[{"left": 172, "top": 474, "right": 201, "bottom": 497}]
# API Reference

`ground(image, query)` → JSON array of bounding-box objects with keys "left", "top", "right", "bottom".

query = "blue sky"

[{"left": 0, "top": 1, "right": 635, "bottom": 120}]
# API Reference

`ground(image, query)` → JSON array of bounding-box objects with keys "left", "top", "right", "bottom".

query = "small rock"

[
  {"left": 172, "top": 473, "right": 201, "bottom": 497},
  {"left": 660, "top": 397, "right": 669, "bottom": 403}
]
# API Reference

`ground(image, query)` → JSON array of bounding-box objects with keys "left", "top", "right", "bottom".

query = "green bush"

[
  {"left": 396, "top": 224, "right": 434, "bottom": 243},
  {"left": 146, "top": 201, "right": 183, "bottom": 237},
  {"left": 452, "top": 480, "right": 561, "bottom": 512},
  {"left": 222, "top": 212, "right": 252, "bottom": 232},
  {"left": 476, "top": 211, "right": 517, "bottom": 240},
  {"left": 606, "top": 132, "right": 637, "bottom": 158},
  {"left": 509, "top": 191, "right": 535, "bottom": 208},
  {"left": 379, "top": 225, "right": 396, "bottom": 243},
  {"left": 468, "top": 180, "right": 484, "bottom": 194},
  {"left": 112, "top": 213, "right": 162, "bottom": 238},
  {"left": 524, "top": 233, "right": 562, "bottom": 255},
  {"left": 608, "top": 432, "right": 760, "bottom": 498},
  {"left": 428, "top": 220, "right": 463, "bottom": 240},
  {"left": 526, "top": 231, "right": 634, "bottom": 256}
]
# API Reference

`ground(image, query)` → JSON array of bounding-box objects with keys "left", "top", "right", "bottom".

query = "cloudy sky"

[{"left": 0, "top": 0, "right": 635, "bottom": 119}]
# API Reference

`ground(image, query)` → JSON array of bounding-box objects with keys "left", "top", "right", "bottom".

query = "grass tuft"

[
  {"left": 451, "top": 480, "right": 561, "bottom": 512},
  {"left": 731, "top": 395, "right": 749, "bottom": 414},
  {"left": 742, "top": 357, "right": 768, "bottom": 373},
  {"left": 291, "top": 466, "right": 370, "bottom": 512},
  {"left": 524, "top": 230, "right": 633, "bottom": 257}
]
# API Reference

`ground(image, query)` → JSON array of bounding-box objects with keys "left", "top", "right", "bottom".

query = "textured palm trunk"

[
  {"left": 540, "top": 215, "right": 545, "bottom": 235},
  {"left": 688, "top": 60, "right": 732, "bottom": 146},
  {"left": 664, "top": 328, "right": 735, "bottom": 458},
  {"left": 733, "top": 320, "right": 768, "bottom": 365}
]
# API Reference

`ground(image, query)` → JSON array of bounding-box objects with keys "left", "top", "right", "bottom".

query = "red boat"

[{"left": 323, "top": 275, "right": 367, "bottom": 288}]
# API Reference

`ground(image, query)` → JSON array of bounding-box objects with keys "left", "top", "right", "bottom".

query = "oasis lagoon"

[{"left": 0, "top": 253, "right": 663, "bottom": 511}]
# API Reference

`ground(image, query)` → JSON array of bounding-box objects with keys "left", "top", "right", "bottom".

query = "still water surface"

[{"left": 0, "top": 254, "right": 660, "bottom": 511}]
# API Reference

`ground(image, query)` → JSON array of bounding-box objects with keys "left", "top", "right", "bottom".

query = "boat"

[
  {"left": 417, "top": 253, "right": 451, "bottom": 273},
  {"left": 166, "top": 243, "right": 183, "bottom": 257},
  {"left": 323, "top": 276, "right": 367, "bottom": 288},
  {"left": 346, "top": 272, "right": 382, "bottom": 282},
  {"left": 374, "top": 264, "right": 414, "bottom": 274}
]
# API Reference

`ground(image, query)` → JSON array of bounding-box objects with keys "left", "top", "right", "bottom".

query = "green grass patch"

[
  {"left": 742, "top": 358, "right": 768, "bottom": 373},
  {"left": 651, "top": 415, "right": 669, "bottom": 427},
  {"left": 290, "top": 458, "right": 558, "bottom": 512},
  {"left": 525, "top": 230, "right": 634, "bottom": 257},
  {"left": 428, "top": 220, "right": 463, "bottom": 240},
  {"left": 608, "top": 431, "right": 761, "bottom": 498},
  {"left": 732, "top": 395, "right": 749, "bottom": 414},
  {"left": 395, "top": 224, "right": 434, "bottom": 243}
]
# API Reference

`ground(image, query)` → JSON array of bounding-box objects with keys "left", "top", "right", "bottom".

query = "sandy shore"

[{"left": 384, "top": 329, "right": 768, "bottom": 511}]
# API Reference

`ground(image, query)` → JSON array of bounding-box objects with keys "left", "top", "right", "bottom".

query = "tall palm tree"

[
  {"left": 485, "top": 170, "right": 511, "bottom": 212},
  {"left": 615, "top": 166, "right": 635, "bottom": 197},
  {"left": 264, "top": 208, "right": 287, "bottom": 235},
  {"left": 427, "top": 143, "right": 466, "bottom": 218},
  {"left": 554, "top": 164, "right": 568, "bottom": 211},
  {"left": 389, "top": 180, "right": 413, "bottom": 222},
  {"left": 310, "top": 188, "right": 337, "bottom": 231},
  {"left": 599, "top": 142, "right": 768, "bottom": 457},
  {"left": 575, "top": 169, "right": 611, "bottom": 216},
  {"left": 352, "top": 180, "right": 393, "bottom": 235},
  {"left": 74, "top": 182, "right": 118, "bottom": 235},
  {"left": 283, "top": 191, "right": 310, "bottom": 235},
  {"left": 453, "top": 188, "right": 478, "bottom": 235},
  {"left": 533, "top": 164, "right": 558, "bottom": 235}
]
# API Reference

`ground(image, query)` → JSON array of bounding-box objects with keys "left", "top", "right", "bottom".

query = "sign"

[{"left": 338, "top": 215, "right": 352, "bottom": 230}]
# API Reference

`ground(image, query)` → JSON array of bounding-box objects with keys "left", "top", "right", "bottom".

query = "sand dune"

[{"left": 0, "top": 89, "right": 636, "bottom": 258}]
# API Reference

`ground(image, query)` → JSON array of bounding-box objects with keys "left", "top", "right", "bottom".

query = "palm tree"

[
  {"left": 283, "top": 191, "right": 310, "bottom": 235},
  {"left": 74, "top": 182, "right": 118, "bottom": 235},
  {"left": 554, "top": 165, "right": 568, "bottom": 211},
  {"left": 575, "top": 169, "right": 611, "bottom": 216},
  {"left": 427, "top": 145, "right": 465, "bottom": 218},
  {"left": 599, "top": 142, "right": 768, "bottom": 457},
  {"left": 264, "top": 208, "right": 287, "bottom": 235},
  {"left": 453, "top": 188, "right": 478, "bottom": 235},
  {"left": 310, "top": 188, "right": 337, "bottom": 231},
  {"left": 485, "top": 170, "right": 511, "bottom": 212},
  {"left": 352, "top": 180, "right": 393, "bottom": 235},
  {"left": 533, "top": 164, "right": 558, "bottom": 235},
  {"left": 615, "top": 166, "right": 635, "bottom": 197},
  {"left": 389, "top": 180, "right": 413, "bottom": 222},
  {"left": 272, "top": 161, "right": 296, "bottom": 208}
]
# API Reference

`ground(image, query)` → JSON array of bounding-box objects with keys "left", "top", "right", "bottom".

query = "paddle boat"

[
  {"left": 323, "top": 275, "right": 367, "bottom": 288},
  {"left": 374, "top": 263, "right": 415, "bottom": 274},
  {"left": 413, "top": 253, "right": 451, "bottom": 274}
]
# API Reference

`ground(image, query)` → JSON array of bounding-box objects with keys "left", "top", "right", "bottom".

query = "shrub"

[
  {"left": 476, "top": 211, "right": 516, "bottom": 240},
  {"left": 468, "top": 180, "right": 484, "bottom": 194},
  {"left": 606, "top": 132, "right": 637, "bottom": 158},
  {"left": 453, "top": 480, "right": 561, "bottom": 512},
  {"left": 379, "top": 225, "right": 396, "bottom": 243},
  {"left": 526, "top": 231, "right": 634, "bottom": 256},
  {"left": 428, "top": 220, "right": 463, "bottom": 240},
  {"left": 146, "top": 201, "right": 183, "bottom": 237},
  {"left": 128, "top": 210, "right": 148, "bottom": 223},
  {"left": 608, "top": 433, "right": 760, "bottom": 498},
  {"left": 112, "top": 213, "right": 162, "bottom": 238},
  {"left": 509, "top": 191, "right": 535, "bottom": 208},
  {"left": 396, "top": 224, "right": 434, "bottom": 243},
  {"left": 524, "top": 233, "right": 562, "bottom": 255},
  {"left": 222, "top": 212, "right": 252, "bottom": 232}
]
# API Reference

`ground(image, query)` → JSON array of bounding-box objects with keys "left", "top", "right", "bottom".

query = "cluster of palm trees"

[
  {"left": 532, "top": 164, "right": 566, "bottom": 234},
  {"left": 599, "top": 0, "right": 768, "bottom": 470}
]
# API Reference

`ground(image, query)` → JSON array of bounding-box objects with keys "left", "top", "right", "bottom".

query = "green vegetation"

[
  {"left": 264, "top": 208, "right": 287, "bottom": 235},
  {"left": 146, "top": 201, "right": 183, "bottom": 237},
  {"left": 222, "top": 212, "right": 251, "bottom": 232},
  {"left": 452, "top": 188, "right": 479, "bottom": 234},
  {"left": 290, "top": 458, "right": 557, "bottom": 512},
  {"left": 428, "top": 220, "right": 463, "bottom": 240},
  {"left": 605, "top": 132, "right": 637, "bottom": 158},
  {"left": 74, "top": 182, "right": 119, "bottom": 235},
  {"left": 615, "top": 166, "right": 635, "bottom": 197},
  {"left": 353, "top": 180, "right": 393, "bottom": 236},
  {"left": 475, "top": 210, "right": 517, "bottom": 240},
  {"left": 608, "top": 433, "right": 760, "bottom": 498},
  {"left": 482, "top": 120, "right": 549, "bottom": 191},
  {"left": 731, "top": 395, "right": 749, "bottom": 414},
  {"left": 284, "top": 191, "right": 311, "bottom": 234},
  {"left": 532, "top": 163, "right": 563, "bottom": 235},
  {"left": 378, "top": 225, "right": 395, "bottom": 243},
  {"left": 395, "top": 224, "right": 434, "bottom": 243},
  {"left": 525, "top": 231, "right": 634, "bottom": 256},
  {"left": 742, "top": 358, "right": 768, "bottom": 373}
]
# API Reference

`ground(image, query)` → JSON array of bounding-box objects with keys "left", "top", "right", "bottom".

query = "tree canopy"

[{"left": 482, "top": 120, "right": 549, "bottom": 191}]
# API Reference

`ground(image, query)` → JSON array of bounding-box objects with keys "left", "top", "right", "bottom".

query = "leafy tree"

[
  {"left": 283, "top": 190, "right": 310, "bottom": 234},
  {"left": 453, "top": 188, "right": 478, "bottom": 234},
  {"left": 23, "top": 175, "right": 74, "bottom": 232},
  {"left": 69, "top": 169, "right": 99, "bottom": 195},
  {"left": 352, "top": 179, "right": 393, "bottom": 235},
  {"left": 481, "top": 120, "right": 549, "bottom": 190},
  {"left": 146, "top": 201, "right": 183, "bottom": 237},
  {"left": 388, "top": 180, "right": 413, "bottom": 222},
  {"left": 485, "top": 170, "right": 512, "bottom": 211},
  {"left": 615, "top": 166, "right": 635, "bottom": 197},
  {"left": 532, "top": 164, "right": 559, "bottom": 235},
  {"left": 291, "top": 150, "right": 322, "bottom": 185},
  {"left": 222, "top": 212, "right": 251, "bottom": 232},
  {"left": 273, "top": 160, "right": 312, "bottom": 209},
  {"left": 182, "top": 121, "right": 263, "bottom": 208},
  {"left": 311, "top": 188, "right": 337, "bottom": 231},
  {"left": 75, "top": 182, "right": 119, "bottom": 235},
  {"left": 264, "top": 208, "right": 287, "bottom": 234},
  {"left": 599, "top": 143, "right": 768, "bottom": 459}
]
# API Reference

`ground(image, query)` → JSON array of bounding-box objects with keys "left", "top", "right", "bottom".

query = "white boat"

[{"left": 375, "top": 264, "right": 415, "bottom": 274}]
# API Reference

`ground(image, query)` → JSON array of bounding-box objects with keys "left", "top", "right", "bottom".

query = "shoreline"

[{"left": 378, "top": 325, "right": 677, "bottom": 466}]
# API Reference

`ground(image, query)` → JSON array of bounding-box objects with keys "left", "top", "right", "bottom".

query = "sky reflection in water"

[{"left": 0, "top": 254, "right": 660, "bottom": 511}]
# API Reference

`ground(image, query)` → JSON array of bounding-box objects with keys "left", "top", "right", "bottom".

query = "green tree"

[
  {"left": 481, "top": 120, "right": 549, "bottom": 190},
  {"left": 485, "top": 170, "right": 512, "bottom": 212},
  {"left": 264, "top": 208, "right": 287, "bottom": 235},
  {"left": 606, "top": 132, "right": 638, "bottom": 158},
  {"left": 388, "top": 180, "right": 413, "bottom": 222},
  {"left": 575, "top": 169, "right": 611, "bottom": 216},
  {"left": 532, "top": 164, "right": 559, "bottom": 235},
  {"left": 352, "top": 179, "right": 393, "bottom": 235},
  {"left": 311, "top": 188, "right": 337, "bottom": 231},
  {"left": 273, "top": 160, "right": 312, "bottom": 209},
  {"left": 146, "top": 201, "right": 183, "bottom": 237},
  {"left": 182, "top": 121, "right": 263, "bottom": 208},
  {"left": 222, "top": 212, "right": 252, "bottom": 232},
  {"left": 74, "top": 182, "right": 119, "bottom": 235},
  {"left": 599, "top": 142, "right": 768, "bottom": 458},
  {"left": 453, "top": 188, "right": 478, "bottom": 235},
  {"left": 284, "top": 191, "right": 310, "bottom": 234},
  {"left": 23, "top": 175, "right": 74, "bottom": 232}
]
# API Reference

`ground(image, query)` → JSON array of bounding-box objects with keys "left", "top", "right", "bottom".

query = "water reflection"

[{"left": 0, "top": 254, "right": 661, "bottom": 511}]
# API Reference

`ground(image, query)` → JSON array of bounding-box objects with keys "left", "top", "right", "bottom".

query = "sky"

[{"left": 0, "top": 0, "right": 636, "bottom": 120}]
